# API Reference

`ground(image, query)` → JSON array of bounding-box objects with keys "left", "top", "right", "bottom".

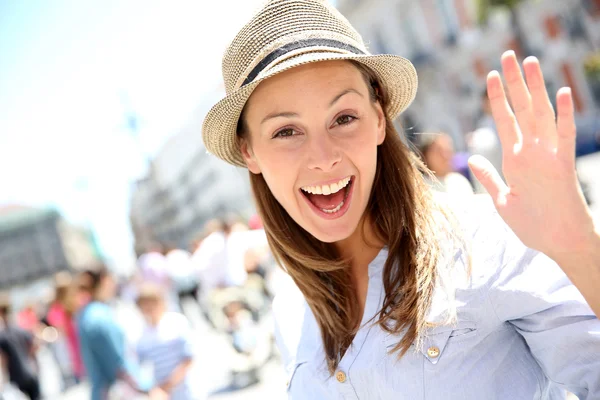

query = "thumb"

[{"left": 468, "top": 155, "right": 508, "bottom": 204}]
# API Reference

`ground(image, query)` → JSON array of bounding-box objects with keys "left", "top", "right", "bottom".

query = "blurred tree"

[{"left": 477, "top": 0, "right": 530, "bottom": 57}]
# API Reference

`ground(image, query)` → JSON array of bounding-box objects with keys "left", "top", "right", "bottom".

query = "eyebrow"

[
  {"left": 259, "top": 88, "right": 363, "bottom": 125},
  {"left": 260, "top": 111, "right": 299, "bottom": 125},
  {"left": 329, "top": 88, "right": 363, "bottom": 107}
]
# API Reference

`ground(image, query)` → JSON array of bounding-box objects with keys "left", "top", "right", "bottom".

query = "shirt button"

[
  {"left": 427, "top": 346, "right": 440, "bottom": 358},
  {"left": 335, "top": 370, "right": 347, "bottom": 383}
]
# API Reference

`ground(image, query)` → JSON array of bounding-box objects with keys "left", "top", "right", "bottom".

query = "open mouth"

[{"left": 300, "top": 176, "right": 354, "bottom": 218}]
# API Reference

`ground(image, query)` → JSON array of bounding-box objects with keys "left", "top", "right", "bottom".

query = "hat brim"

[{"left": 202, "top": 52, "right": 418, "bottom": 167}]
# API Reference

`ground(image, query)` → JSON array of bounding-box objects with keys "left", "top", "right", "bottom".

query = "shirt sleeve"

[
  {"left": 487, "top": 226, "right": 600, "bottom": 399},
  {"left": 86, "top": 318, "right": 126, "bottom": 379}
]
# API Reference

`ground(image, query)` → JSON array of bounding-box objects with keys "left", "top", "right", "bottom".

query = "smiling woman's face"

[{"left": 241, "top": 61, "right": 386, "bottom": 243}]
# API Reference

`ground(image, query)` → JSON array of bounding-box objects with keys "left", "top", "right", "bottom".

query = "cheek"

[
  {"left": 343, "top": 127, "right": 380, "bottom": 170},
  {"left": 254, "top": 145, "right": 301, "bottom": 204}
]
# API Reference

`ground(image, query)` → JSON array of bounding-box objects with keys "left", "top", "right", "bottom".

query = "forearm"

[
  {"left": 553, "top": 229, "right": 600, "bottom": 317},
  {"left": 117, "top": 369, "right": 140, "bottom": 390},
  {"left": 160, "top": 358, "right": 193, "bottom": 391}
]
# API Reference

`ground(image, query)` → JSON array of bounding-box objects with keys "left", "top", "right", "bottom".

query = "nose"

[{"left": 306, "top": 131, "right": 341, "bottom": 172}]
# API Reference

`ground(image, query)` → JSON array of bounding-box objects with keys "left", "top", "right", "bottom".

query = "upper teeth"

[{"left": 301, "top": 177, "right": 351, "bottom": 195}]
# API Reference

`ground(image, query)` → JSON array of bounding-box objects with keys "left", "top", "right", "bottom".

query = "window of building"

[
  {"left": 583, "top": 0, "right": 600, "bottom": 17},
  {"left": 544, "top": 15, "right": 562, "bottom": 40}
]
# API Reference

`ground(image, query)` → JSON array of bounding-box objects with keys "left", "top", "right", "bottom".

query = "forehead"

[{"left": 246, "top": 60, "right": 366, "bottom": 109}]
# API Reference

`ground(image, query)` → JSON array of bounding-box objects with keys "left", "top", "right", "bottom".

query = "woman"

[
  {"left": 77, "top": 266, "right": 167, "bottom": 400},
  {"left": 416, "top": 132, "right": 474, "bottom": 197},
  {"left": 201, "top": 1, "right": 600, "bottom": 398}
]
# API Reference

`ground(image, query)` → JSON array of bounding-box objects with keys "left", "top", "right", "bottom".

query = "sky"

[{"left": 0, "top": 0, "right": 270, "bottom": 272}]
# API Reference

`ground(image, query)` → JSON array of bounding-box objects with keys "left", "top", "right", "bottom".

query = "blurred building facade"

[
  {"left": 0, "top": 206, "right": 99, "bottom": 288},
  {"left": 337, "top": 0, "right": 600, "bottom": 151},
  {"left": 130, "top": 93, "right": 255, "bottom": 253}
]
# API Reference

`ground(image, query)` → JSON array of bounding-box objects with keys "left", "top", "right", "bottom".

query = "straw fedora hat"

[{"left": 202, "top": 0, "right": 418, "bottom": 167}]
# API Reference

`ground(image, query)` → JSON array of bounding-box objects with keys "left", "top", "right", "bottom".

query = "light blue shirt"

[{"left": 273, "top": 198, "right": 600, "bottom": 399}]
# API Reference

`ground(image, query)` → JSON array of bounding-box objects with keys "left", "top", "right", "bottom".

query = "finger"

[
  {"left": 501, "top": 50, "right": 532, "bottom": 144},
  {"left": 468, "top": 155, "right": 509, "bottom": 206},
  {"left": 556, "top": 87, "right": 576, "bottom": 167},
  {"left": 487, "top": 71, "right": 520, "bottom": 152},
  {"left": 523, "top": 57, "right": 556, "bottom": 147}
]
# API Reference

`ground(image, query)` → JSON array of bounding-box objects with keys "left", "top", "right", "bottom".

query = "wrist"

[{"left": 551, "top": 226, "right": 600, "bottom": 275}]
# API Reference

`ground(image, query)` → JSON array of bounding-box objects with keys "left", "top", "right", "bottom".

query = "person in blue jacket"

[{"left": 77, "top": 265, "right": 167, "bottom": 400}]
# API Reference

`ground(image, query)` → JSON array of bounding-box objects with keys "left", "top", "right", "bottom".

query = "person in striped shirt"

[{"left": 135, "top": 283, "right": 197, "bottom": 400}]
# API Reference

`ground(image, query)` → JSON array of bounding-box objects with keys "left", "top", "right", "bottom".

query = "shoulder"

[
  {"left": 436, "top": 193, "right": 516, "bottom": 262},
  {"left": 433, "top": 194, "right": 529, "bottom": 288},
  {"left": 272, "top": 276, "right": 320, "bottom": 369},
  {"left": 437, "top": 193, "right": 502, "bottom": 235},
  {"left": 440, "top": 194, "right": 569, "bottom": 298},
  {"left": 444, "top": 173, "right": 474, "bottom": 194},
  {"left": 79, "top": 303, "right": 113, "bottom": 330}
]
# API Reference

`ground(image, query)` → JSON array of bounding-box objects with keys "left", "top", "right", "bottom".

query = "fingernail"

[{"left": 524, "top": 55, "right": 538, "bottom": 63}]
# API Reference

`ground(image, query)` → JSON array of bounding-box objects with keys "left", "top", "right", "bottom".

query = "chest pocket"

[{"left": 384, "top": 321, "right": 477, "bottom": 365}]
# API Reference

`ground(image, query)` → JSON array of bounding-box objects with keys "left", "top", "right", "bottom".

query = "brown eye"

[
  {"left": 335, "top": 115, "right": 356, "bottom": 125},
  {"left": 273, "top": 128, "right": 296, "bottom": 139}
]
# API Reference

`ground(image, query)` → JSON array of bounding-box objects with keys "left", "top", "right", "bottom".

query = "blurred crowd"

[
  {"left": 414, "top": 90, "right": 595, "bottom": 206},
  {"left": 0, "top": 215, "right": 282, "bottom": 400}
]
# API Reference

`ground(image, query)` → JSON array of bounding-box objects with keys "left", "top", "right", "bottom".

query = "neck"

[
  {"left": 335, "top": 215, "right": 384, "bottom": 281},
  {"left": 150, "top": 314, "right": 164, "bottom": 327},
  {"left": 92, "top": 294, "right": 106, "bottom": 303}
]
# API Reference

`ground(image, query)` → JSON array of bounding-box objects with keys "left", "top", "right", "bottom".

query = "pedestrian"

[
  {"left": 135, "top": 283, "right": 198, "bottom": 400},
  {"left": 0, "top": 293, "right": 41, "bottom": 400},
  {"left": 416, "top": 132, "right": 474, "bottom": 197},
  {"left": 77, "top": 265, "right": 167, "bottom": 400},
  {"left": 164, "top": 244, "right": 200, "bottom": 310},
  {"left": 200, "top": 1, "right": 600, "bottom": 398},
  {"left": 138, "top": 243, "right": 180, "bottom": 313},
  {"left": 137, "top": 243, "right": 171, "bottom": 290},
  {"left": 467, "top": 89, "right": 505, "bottom": 193},
  {"left": 45, "top": 271, "right": 85, "bottom": 388}
]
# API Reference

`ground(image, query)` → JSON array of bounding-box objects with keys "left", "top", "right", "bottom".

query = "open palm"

[{"left": 468, "top": 51, "right": 595, "bottom": 262}]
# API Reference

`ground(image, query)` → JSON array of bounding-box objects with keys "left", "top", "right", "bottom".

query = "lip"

[
  {"left": 300, "top": 176, "right": 355, "bottom": 220},
  {"left": 299, "top": 175, "right": 353, "bottom": 190}
]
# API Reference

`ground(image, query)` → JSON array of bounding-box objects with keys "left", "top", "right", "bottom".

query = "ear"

[
  {"left": 374, "top": 102, "right": 386, "bottom": 145},
  {"left": 240, "top": 138, "right": 261, "bottom": 174}
]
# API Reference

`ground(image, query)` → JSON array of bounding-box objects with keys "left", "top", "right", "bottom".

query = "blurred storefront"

[
  {"left": 130, "top": 91, "right": 255, "bottom": 253},
  {"left": 0, "top": 205, "right": 99, "bottom": 289},
  {"left": 337, "top": 0, "right": 600, "bottom": 153}
]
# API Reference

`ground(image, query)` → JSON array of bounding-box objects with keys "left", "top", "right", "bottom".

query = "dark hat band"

[{"left": 241, "top": 38, "right": 365, "bottom": 87}]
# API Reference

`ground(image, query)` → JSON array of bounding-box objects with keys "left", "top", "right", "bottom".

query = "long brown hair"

[{"left": 238, "top": 61, "right": 453, "bottom": 374}]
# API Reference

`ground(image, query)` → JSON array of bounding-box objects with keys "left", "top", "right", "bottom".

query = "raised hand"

[{"left": 468, "top": 50, "right": 596, "bottom": 262}]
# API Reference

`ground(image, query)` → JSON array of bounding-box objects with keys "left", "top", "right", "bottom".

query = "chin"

[{"left": 309, "top": 222, "right": 357, "bottom": 243}]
